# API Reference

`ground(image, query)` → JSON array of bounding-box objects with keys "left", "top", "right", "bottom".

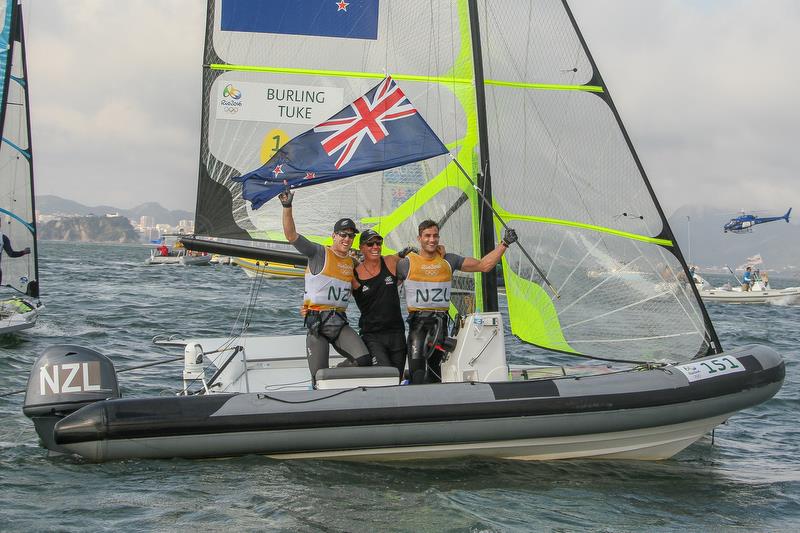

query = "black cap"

[
  {"left": 333, "top": 218, "right": 357, "bottom": 233},
  {"left": 359, "top": 229, "right": 382, "bottom": 244}
]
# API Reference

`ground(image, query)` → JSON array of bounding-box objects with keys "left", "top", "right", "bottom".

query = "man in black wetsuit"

[
  {"left": 396, "top": 219, "right": 517, "bottom": 384},
  {"left": 0, "top": 220, "right": 31, "bottom": 286},
  {"left": 352, "top": 229, "right": 407, "bottom": 380}
]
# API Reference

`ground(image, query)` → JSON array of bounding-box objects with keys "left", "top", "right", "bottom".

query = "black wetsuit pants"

[
  {"left": 407, "top": 311, "right": 448, "bottom": 384},
  {"left": 305, "top": 310, "right": 370, "bottom": 385},
  {"left": 361, "top": 330, "right": 406, "bottom": 380}
]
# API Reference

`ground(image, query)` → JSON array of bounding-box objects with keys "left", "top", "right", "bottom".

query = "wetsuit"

[
  {"left": 292, "top": 235, "right": 370, "bottom": 385},
  {"left": 396, "top": 252, "right": 465, "bottom": 384},
  {"left": 0, "top": 232, "right": 29, "bottom": 287},
  {"left": 353, "top": 257, "right": 406, "bottom": 379}
]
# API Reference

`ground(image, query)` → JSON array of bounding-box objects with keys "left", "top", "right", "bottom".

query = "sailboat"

[
  {"left": 0, "top": 0, "right": 41, "bottom": 335},
  {"left": 22, "top": 0, "right": 783, "bottom": 462}
]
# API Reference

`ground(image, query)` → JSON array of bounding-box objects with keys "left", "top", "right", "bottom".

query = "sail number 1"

[{"left": 676, "top": 355, "right": 745, "bottom": 382}]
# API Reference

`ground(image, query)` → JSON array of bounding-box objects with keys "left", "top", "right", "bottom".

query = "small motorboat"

[
  {"left": 145, "top": 248, "right": 212, "bottom": 266},
  {"left": 695, "top": 272, "right": 800, "bottom": 304}
]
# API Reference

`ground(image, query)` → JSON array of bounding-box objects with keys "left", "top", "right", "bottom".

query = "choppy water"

[{"left": 1, "top": 242, "right": 798, "bottom": 531}]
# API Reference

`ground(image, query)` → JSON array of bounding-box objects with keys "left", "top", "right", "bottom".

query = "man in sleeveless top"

[
  {"left": 0, "top": 220, "right": 31, "bottom": 286},
  {"left": 279, "top": 189, "right": 371, "bottom": 386},
  {"left": 396, "top": 219, "right": 517, "bottom": 384},
  {"left": 352, "top": 229, "right": 408, "bottom": 380}
]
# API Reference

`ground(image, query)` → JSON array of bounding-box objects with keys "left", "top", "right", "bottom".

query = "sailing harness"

[{"left": 304, "top": 309, "right": 349, "bottom": 343}]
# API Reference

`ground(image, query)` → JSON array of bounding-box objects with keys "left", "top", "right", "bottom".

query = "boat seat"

[{"left": 315, "top": 366, "right": 400, "bottom": 389}]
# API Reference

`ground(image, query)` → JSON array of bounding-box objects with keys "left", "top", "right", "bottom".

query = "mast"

[
  {"left": 467, "top": 0, "right": 498, "bottom": 312},
  {"left": 17, "top": 4, "right": 38, "bottom": 297}
]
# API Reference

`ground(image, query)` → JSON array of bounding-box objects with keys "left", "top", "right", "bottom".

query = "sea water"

[{"left": 1, "top": 242, "right": 798, "bottom": 531}]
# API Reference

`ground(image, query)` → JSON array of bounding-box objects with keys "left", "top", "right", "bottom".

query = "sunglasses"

[
  {"left": 336, "top": 231, "right": 356, "bottom": 239},
  {"left": 363, "top": 240, "right": 383, "bottom": 247}
]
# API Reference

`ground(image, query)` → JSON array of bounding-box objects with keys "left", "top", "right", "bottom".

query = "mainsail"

[
  {"left": 197, "top": 0, "right": 719, "bottom": 364},
  {"left": 0, "top": 0, "right": 37, "bottom": 298}
]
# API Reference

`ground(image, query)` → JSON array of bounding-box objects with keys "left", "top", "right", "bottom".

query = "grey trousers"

[{"left": 305, "top": 311, "right": 369, "bottom": 384}]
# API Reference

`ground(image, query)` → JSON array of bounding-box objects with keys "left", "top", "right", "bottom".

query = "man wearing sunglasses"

[
  {"left": 397, "top": 219, "right": 517, "bottom": 384},
  {"left": 352, "top": 228, "right": 408, "bottom": 380},
  {"left": 279, "top": 189, "right": 371, "bottom": 386}
]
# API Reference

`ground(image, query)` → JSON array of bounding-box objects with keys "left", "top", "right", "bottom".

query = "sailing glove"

[
  {"left": 398, "top": 246, "right": 418, "bottom": 258},
  {"left": 279, "top": 188, "right": 294, "bottom": 208},
  {"left": 502, "top": 228, "right": 518, "bottom": 246}
]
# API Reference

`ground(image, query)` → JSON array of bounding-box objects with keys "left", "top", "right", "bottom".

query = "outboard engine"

[{"left": 23, "top": 345, "right": 119, "bottom": 453}]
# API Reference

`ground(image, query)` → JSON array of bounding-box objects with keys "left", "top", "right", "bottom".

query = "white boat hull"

[
  {"left": 0, "top": 297, "right": 41, "bottom": 335},
  {"left": 144, "top": 254, "right": 212, "bottom": 266},
  {"left": 700, "top": 287, "right": 800, "bottom": 304}
]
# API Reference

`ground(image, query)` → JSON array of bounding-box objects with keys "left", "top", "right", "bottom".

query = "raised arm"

[
  {"left": 458, "top": 228, "right": 517, "bottom": 273},
  {"left": 2, "top": 235, "right": 30, "bottom": 258},
  {"left": 279, "top": 189, "right": 298, "bottom": 242}
]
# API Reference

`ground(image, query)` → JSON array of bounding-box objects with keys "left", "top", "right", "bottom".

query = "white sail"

[
  {"left": 196, "top": 0, "right": 718, "bottom": 363},
  {"left": 475, "top": 1, "right": 715, "bottom": 361},
  {"left": 0, "top": 0, "right": 38, "bottom": 298}
]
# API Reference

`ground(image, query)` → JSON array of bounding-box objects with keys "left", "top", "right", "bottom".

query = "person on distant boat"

[
  {"left": 742, "top": 266, "right": 753, "bottom": 291},
  {"left": 158, "top": 243, "right": 170, "bottom": 257},
  {"left": 396, "top": 219, "right": 517, "bottom": 384},
  {"left": 352, "top": 228, "right": 414, "bottom": 380},
  {"left": 278, "top": 189, "right": 371, "bottom": 386},
  {"left": 0, "top": 221, "right": 31, "bottom": 286}
]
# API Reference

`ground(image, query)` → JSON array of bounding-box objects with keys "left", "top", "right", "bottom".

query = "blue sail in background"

[
  {"left": 221, "top": 0, "right": 380, "bottom": 40},
  {"left": 234, "top": 77, "right": 448, "bottom": 209}
]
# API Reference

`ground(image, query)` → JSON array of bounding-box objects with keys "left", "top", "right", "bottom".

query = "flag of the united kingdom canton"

[{"left": 234, "top": 76, "right": 448, "bottom": 210}]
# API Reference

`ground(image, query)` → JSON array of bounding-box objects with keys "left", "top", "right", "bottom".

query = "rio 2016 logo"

[
  {"left": 223, "top": 84, "right": 241, "bottom": 99},
  {"left": 220, "top": 84, "right": 243, "bottom": 114}
]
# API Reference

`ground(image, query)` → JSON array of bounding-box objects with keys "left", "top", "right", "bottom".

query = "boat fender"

[{"left": 22, "top": 345, "right": 119, "bottom": 453}]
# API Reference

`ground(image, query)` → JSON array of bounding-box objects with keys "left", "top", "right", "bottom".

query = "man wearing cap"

[
  {"left": 279, "top": 189, "right": 371, "bottom": 385},
  {"left": 352, "top": 228, "right": 409, "bottom": 379},
  {"left": 396, "top": 219, "right": 517, "bottom": 384}
]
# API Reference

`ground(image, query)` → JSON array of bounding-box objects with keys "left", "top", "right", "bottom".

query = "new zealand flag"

[{"left": 234, "top": 76, "right": 448, "bottom": 209}]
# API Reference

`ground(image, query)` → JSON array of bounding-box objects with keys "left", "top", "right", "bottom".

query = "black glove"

[
  {"left": 278, "top": 188, "right": 294, "bottom": 208},
  {"left": 502, "top": 228, "right": 518, "bottom": 246},
  {"left": 398, "top": 246, "right": 418, "bottom": 258}
]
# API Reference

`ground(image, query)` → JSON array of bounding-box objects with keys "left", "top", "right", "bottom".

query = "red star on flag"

[
  {"left": 336, "top": 1, "right": 349, "bottom": 12},
  {"left": 304, "top": 171, "right": 316, "bottom": 180},
  {"left": 272, "top": 164, "right": 284, "bottom": 177}
]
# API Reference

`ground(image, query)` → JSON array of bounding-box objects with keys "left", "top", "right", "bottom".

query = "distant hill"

[
  {"left": 667, "top": 205, "right": 800, "bottom": 271},
  {"left": 38, "top": 215, "right": 139, "bottom": 243},
  {"left": 36, "top": 195, "right": 194, "bottom": 226}
]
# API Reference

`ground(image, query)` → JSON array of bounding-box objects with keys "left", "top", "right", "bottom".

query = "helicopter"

[{"left": 723, "top": 208, "right": 792, "bottom": 233}]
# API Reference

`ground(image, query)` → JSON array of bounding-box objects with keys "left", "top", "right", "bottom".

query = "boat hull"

[
  {"left": 52, "top": 344, "right": 784, "bottom": 463},
  {"left": 700, "top": 287, "right": 800, "bottom": 304},
  {"left": 235, "top": 256, "right": 305, "bottom": 278},
  {"left": 0, "top": 297, "right": 41, "bottom": 334}
]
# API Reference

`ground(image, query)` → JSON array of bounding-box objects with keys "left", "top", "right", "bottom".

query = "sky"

[{"left": 20, "top": 0, "right": 800, "bottom": 217}]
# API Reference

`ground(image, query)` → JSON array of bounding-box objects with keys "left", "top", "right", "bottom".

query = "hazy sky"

[{"left": 21, "top": 1, "right": 800, "bottom": 218}]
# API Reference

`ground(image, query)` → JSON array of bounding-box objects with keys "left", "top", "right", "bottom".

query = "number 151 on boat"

[{"left": 676, "top": 356, "right": 745, "bottom": 382}]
